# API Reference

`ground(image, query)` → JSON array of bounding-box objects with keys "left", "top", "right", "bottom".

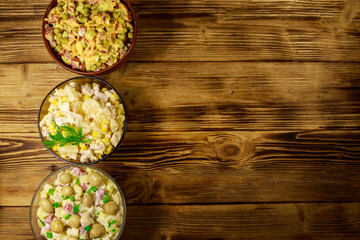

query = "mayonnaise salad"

[
  {"left": 40, "top": 81, "right": 125, "bottom": 163},
  {"left": 36, "top": 166, "right": 125, "bottom": 240},
  {"left": 44, "top": 0, "right": 134, "bottom": 72}
]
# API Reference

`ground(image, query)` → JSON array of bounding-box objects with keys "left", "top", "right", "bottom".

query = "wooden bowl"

[{"left": 42, "top": 0, "right": 137, "bottom": 76}]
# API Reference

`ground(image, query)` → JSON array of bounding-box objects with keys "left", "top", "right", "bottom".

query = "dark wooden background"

[{"left": 0, "top": 0, "right": 360, "bottom": 239}]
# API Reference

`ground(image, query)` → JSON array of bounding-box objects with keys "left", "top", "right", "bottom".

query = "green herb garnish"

[
  {"left": 73, "top": 204, "right": 80, "bottom": 214},
  {"left": 53, "top": 202, "right": 60, "bottom": 208},
  {"left": 86, "top": 189, "right": 91, "bottom": 194},
  {"left": 90, "top": 186, "right": 97, "bottom": 192},
  {"left": 108, "top": 220, "right": 116, "bottom": 228},
  {"left": 96, "top": 211, "right": 100, "bottom": 215},
  {"left": 43, "top": 120, "right": 91, "bottom": 148},
  {"left": 75, "top": 178, "right": 79, "bottom": 185},
  {"left": 84, "top": 225, "right": 92, "bottom": 232},
  {"left": 48, "top": 188, "right": 55, "bottom": 196},
  {"left": 65, "top": 214, "right": 72, "bottom": 220},
  {"left": 112, "top": 229, "right": 116, "bottom": 232},
  {"left": 103, "top": 192, "right": 109, "bottom": 204},
  {"left": 47, "top": 232, "right": 53, "bottom": 238},
  {"left": 39, "top": 219, "right": 45, "bottom": 226},
  {"left": 63, "top": 196, "right": 75, "bottom": 202}
]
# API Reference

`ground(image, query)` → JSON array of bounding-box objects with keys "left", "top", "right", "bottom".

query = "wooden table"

[{"left": 1, "top": 0, "right": 360, "bottom": 239}]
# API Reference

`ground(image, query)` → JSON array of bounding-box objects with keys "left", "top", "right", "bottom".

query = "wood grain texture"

[
  {"left": 0, "top": 0, "right": 359, "bottom": 62},
  {"left": 0, "top": 62, "right": 359, "bottom": 132},
  {"left": 1, "top": 203, "right": 360, "bottom": 239},
  {"left": 1, "top": 130, "right": 359, "bottom": 206}
]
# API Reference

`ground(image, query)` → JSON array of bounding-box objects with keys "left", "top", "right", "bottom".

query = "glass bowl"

[
  {"left": 42, "top": 0, "right": 137, "bottom": 76},
  {"left": 30, "top": 164, "right": 126, "bottom": 240},
  {"left": 38, "top": 76, "right": 127, "bottom": 164}
]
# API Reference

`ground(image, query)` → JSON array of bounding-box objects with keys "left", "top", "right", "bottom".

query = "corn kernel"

[
  {"left": 92, "top": 83, "right": 99, "bottom": 88},
  {"left": 85, "top": 83, "right": 91, "bottom": 87},
  {"left": 102, "top": 87, "right": 107, "bottom": 92},
  {"left": 105, "top": 145, "right": 113, "bottom": 154},
  {"left": 62, "top": 130, "right": 68, "bottom": 138},
  {"left": 52, "top": 145, "right": 58, "bottom": 151},
  {"left": 61, "top": 96, "right": 68, "bottom": 102},
  {"left": 92, "top": 131, "right": 100, "bottom": 138},
  {"left": 56, "top": 110, "right": 63, "bottom": 117},
  {"left": 102, "top": 138, "right": 110, "bottom": 144},
  {"left": 101, "top": 121, "right": 108, "bottom": 132},
  {"left": 58, "top": 89, "right": 63, "bottom": 93},
  {"left": 112, "top": 93, "right": 119, "bottom": 101},
  {"left": 79, "top": 143, "right": 87, "bottom": 150},
  {"left": 84, "top": 94, "right": 90, "bottom": 100}
]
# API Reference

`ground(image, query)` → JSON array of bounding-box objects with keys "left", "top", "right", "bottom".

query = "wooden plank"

[
  {"left": 0, "top": 62, "right": 359, "bottom": 132},
  {"left": 0, "top": 0, "right": 359, "bottom": 62},
  {"left": 1, "top": 203, "right": 360, "bottom": 239},
  {"left": 1, "top": 130, "right": 359, "bottom": 206}
]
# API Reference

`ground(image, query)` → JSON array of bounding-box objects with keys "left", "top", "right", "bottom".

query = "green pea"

[
  {"left": 56, "top": 33, "right": 62, "bottom": 40},
  {"left": 62, "top": 13, "right": 69, "bottom": 20},
  {"left": 54, "top": 28, "right": 61, "bottom": 34},
  {"left": 61, "top": 38, "right": 69, "bottom": 44},
  {"left": 100, "top": 57, "right": 108, "bottom": 63},
  {"left": 113, "top": 11, "right": 120, "bottom": 19},
  {"left": 109, "top": 47, "right": 115, "bottom": 54},
  {"left": 121, "top": 27, "right": 127, "bottom": 34},
  {"left": 98, "top": 24, "right": 104, "bottom": 31},
  {"left": 55, "top": 45, "right": 63, "bottom": 52},
  {"left": 117, "top": 33, "right": 125, "bottom": 40},
  {"left": 107, "top": 26, "right": 113, "bottom": 32},
  {"left": 56, "top": 39, "right": 61, "bottom": 45},
  {"left": 128, "top": 32, "right": 133, "bottom": 39},
  {"left": 103, "top": 39, "right": 109, "bottom": 47},
  {"left": 118, "top": 17, "right": 125, "bottom": 25},
  {"left": 58, "top": 1, "right": 65, "bottom": 6},
  {"left": 115, "top": 39, "right": 124, "bottom": 48},
  {"left": 96, "top": 61, "right": 102, "bottom": 67},
  {"left": 90, "top": 65, "right": 96, "bottom": 71},
  {"left": 57, "top": 5, "right": 63, "bottom": 12}
]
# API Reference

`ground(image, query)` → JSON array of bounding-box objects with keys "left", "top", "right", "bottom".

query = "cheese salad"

[
  {"left": 44, "top": 0, "right": 134, "bottom": 72},
  {"left": 37, "top": 166, "right": 125, "bottom": 240},
  {"left": 40, "top": 81, "right": 125, "bottom": 162}
]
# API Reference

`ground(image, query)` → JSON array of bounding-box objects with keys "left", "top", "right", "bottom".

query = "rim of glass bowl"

[
  {"left": 41, "top": 0, "right": 137, "bottom": 76},
  {"left": 37, "top": 76, "right": 127, "bottom": 165},
  {"left": 29, "top": 164, "right": 127, "bottom": 240}
]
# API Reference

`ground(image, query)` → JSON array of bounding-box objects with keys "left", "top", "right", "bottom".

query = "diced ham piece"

[
  {"left": 49, "top": 40, "right": 57, "bottom": 48},
  {"left": 44, "top": 27, "right": 54, "bottom": 41},
  {"left": 79, "top": 226, "right": 87, "bottom": 234},
  {"left": 80, "top": 63, "right": 85, "bottom": 71},
  {"left": 81, "top": 183, "right": 88, "bottom": 192},
  {"left": 48, "top": 14, "right": 59, "bottom": 24},
  {"left": 64, "top": 203, "right": 74, "bottom": 214},
  {"left": 95, "top": 189, "right": 105, "bottom": 206},
  {"left": 45, "top": 223, "right": 51, "bottom": 231},
  {"left": 89, "top": 0, "right": 99, "bottom": 5},
  {"left": 44, "top": 213, "right": 57, "bottom": 225},
  {"left": 71, "top": 57, "right": 80, "bottom": 69},
  {"left": 78, "top": 27, "right": 86, "bottom": 37},
  {"left": 73, "top": 167, "right": 86, "bottom": 176}
]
